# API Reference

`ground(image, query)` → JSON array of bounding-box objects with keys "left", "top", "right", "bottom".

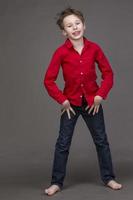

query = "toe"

[
  {"left": 44, "top": 185, "right": 60, "bottom": 196},
  {"left": 107, "top": 180, "right": 122, "bottom": 190},
  {"left": 44, "top": 189, "right": 48, "bottom": 194}
]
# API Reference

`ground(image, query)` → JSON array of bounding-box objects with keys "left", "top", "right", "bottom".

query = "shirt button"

[
  {"left": 80, "top": 72, "right": 83, "bottom": 75},
  {"left": 80, "top": 60, "right": 82, "bottom": 63},
  {"left": 80, "top": 95, "right": 82, "bottom": 98},
  {"left": 81, "top": 84, "right": 84, "bottom": 87}
]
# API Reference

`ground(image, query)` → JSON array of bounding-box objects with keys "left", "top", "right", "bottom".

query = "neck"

[{"left": 69, "top": 37, "right": 84, "bottom": 49}]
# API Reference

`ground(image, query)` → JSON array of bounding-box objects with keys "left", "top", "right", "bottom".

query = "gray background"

[{"left": 0, "top": 0, "right": 133, "bottom": 199}]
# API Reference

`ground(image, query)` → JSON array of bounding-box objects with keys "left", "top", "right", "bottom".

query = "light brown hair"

[{"left": 56, "top": 7, "right": 85, "bottom": 30}]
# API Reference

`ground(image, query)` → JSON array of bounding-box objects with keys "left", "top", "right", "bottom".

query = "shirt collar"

[{"left": 64, "top": 36, "right": 90, "bottom": 49}]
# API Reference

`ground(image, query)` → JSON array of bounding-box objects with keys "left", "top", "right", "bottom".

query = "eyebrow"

[{"left": 65, "top": 20, "right": 81, "bottom": 26}]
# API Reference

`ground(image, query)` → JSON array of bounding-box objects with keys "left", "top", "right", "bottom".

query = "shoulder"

[
  {"left": 85, "top": 38, "right": 106, "bottom": 59},
  {"left": 86, "top": 39, "right": 102, "bottom": 51},
  {"left": 53, "top": 42, "right": 71, "bottom": 61},
  {"left": 52, "top": 42, "right": 67, "bottom": 57}
]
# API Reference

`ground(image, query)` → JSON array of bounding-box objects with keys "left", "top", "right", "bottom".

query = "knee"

[
  {"left": 55, "top": 137, "right": 71, "bottom": 152},
  {"left": 94, "top": 135, "right": 109, "bottom": 148}
]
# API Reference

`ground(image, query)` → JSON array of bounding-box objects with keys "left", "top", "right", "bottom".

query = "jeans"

[{"left": 50, "top": 99, "right": 115, "bottom": 189}]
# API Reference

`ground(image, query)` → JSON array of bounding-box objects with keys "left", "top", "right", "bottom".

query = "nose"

[{"left": 73, "top": 24, "right": 77, "bottom": 30}]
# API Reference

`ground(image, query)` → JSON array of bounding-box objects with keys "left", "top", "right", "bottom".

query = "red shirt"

[{"left": 44, "top": 37, "right": 114, "bottom": 106}]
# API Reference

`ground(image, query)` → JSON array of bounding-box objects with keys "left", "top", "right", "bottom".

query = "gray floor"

[
  {"left": 0, "top": 158, "right": 132, "bottom": 200},
  {"left": 0, "top": 181, "right": 130, "bottom": 200}
]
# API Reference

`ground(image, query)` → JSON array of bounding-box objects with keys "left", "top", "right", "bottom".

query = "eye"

[
  {"left": 76, "top": 22, "right": 80, "bottom": 25},
  {"left": 66, "top": 24, "right": 72, "bottom": 28}
]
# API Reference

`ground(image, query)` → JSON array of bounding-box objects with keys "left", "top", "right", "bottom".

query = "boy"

[{"left": 44, "top": 7, "right": 122, "bottom": 196}]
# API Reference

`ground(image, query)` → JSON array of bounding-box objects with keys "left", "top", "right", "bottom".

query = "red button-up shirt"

[{"left": 44, "top": 37, "right": 114, "bottom": 106}]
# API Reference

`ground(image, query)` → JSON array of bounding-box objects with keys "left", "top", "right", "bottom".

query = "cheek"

[
  {"left": 78, "top": 24, "right": 84, "bottom": 30},
  {"left": 67, "top": 29, "right": 73, "bottom": 34}
]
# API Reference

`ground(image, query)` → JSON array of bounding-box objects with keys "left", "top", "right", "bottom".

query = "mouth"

[{"left": 72, "top": 31, "right": 81, "bottom": 36}]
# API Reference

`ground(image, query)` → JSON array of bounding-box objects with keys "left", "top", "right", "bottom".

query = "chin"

[{"left": 73, "top": 35, "right": 83, "bottom": 40}]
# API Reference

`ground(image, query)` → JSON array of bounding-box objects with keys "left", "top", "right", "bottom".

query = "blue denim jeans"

[{"left": 50, "top": 99, "right": 115, "bottom": 189}]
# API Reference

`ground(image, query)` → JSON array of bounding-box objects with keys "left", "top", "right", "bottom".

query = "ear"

[
  {"left": 62, "top": 30, "right": 67, "bottom": 37},
  {"left": 83, "top": 23, "right": 86, "bottom": 31}
]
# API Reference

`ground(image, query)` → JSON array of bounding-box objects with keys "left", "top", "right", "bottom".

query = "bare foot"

[
  {"left": 45, "top": 184, "right": 61, "bottom": 196},
  {"left": 107, "top": 180, "right": 122, "bottom": 190}
]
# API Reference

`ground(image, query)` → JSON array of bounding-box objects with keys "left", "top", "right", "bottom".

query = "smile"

[{"left": 72, "top": 31, "right": 81, "bottom": 36}]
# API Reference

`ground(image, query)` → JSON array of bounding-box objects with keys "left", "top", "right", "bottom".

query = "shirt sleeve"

[
  {"left": 44, "top": 49, "right": 67, "bottom": 104},
  {"left": 95, "top": 45, "right": 114, "bottom": 99}
]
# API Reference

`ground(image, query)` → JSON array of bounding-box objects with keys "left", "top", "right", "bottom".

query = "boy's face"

[{"left": 62, "top": 14, "right": 85, "bottom": 41}]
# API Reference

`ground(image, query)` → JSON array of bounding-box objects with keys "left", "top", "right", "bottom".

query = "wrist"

[
  {"left": 62, "top": 100, "right": 70, "bottom": 108},
  {"left": 94, "top": 95, "right": 103, "bottom": 105},
  {"left": 62, "top": 99, "right": 69, "bottom": 105},
  {"left": 95, "top": 95, "right": 103, "bottom": 100}
]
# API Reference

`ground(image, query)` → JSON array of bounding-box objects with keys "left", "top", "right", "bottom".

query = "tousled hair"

[{"left": 56, "top": 7, "right": 85, "bottom": 30}]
